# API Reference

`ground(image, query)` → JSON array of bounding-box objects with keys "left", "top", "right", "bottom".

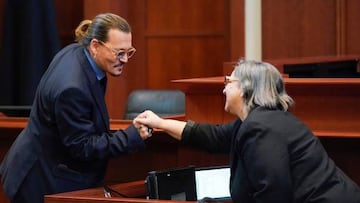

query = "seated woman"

[{"left": 135, "top": 59, "right": 360, "bottom": 203}]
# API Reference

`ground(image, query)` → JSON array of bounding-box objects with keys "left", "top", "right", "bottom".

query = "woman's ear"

[
  {"left": 242, "top": 79, "right": 251, "bottom": 99},
  {"left": 240, "top": 88, "right": 250, "bottom": 99}
]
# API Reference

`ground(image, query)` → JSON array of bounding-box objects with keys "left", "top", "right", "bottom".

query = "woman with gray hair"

[{"left": 135, "top": 59, "right": 360, "bottom": 203}]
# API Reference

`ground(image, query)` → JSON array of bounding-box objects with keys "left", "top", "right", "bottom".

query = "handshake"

[
  {"left": 133, "top": 110, "right": 185, "bottom": 141},
  {"left": 133, "top": 110, "right": 162, "bottom": 140}
]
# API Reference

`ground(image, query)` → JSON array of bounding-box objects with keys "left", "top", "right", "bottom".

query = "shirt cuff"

[{"left": 124, "top": 124, "right": 146, "bottom": 150}]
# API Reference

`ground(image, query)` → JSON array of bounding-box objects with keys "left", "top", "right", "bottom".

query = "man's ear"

[
  {"left": 90, "top": 39, "right": 97, "bottom": 50},
  {"left": 89, "top": 39, "right": 99, "bottom": 57}
]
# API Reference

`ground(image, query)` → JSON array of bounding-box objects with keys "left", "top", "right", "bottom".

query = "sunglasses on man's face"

[{"left": 97, "top": 40, "right": 136, "bottom": 59}]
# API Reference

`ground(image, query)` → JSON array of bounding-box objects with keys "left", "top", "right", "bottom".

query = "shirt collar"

[{"left": 84, "top": 48, "right": 106, "bottom": 81}]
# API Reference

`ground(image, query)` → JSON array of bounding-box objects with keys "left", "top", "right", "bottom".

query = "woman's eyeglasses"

[
  {"left": 224, "top": 76, "right": 239, "bottom": 86},
  {"left": 97, "top": 40, "right": 136, "bottom": 59}
]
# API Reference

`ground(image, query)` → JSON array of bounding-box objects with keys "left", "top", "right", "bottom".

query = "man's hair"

[{"left": 74, "top": 13, "right": 131, "bottom": 46}]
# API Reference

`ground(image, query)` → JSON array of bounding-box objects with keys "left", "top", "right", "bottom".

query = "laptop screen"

[{"left": 195, "top": 166, "right": 231, "bottom": 200}]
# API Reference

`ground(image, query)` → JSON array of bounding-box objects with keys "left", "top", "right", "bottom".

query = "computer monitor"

[
  {"left": 195, "top": 165, "right": 231, "bottom": 201},
  {"left": 145, "top": 165, "right": 231, "bottom": 201},
  {"left": 145, "top": 166, "right": 197, "bottom": 201}
]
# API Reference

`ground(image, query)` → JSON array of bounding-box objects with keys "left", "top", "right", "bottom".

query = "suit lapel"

[
  {"left": 77, "top": 49, "right": 110, "bottom": 130},
  {"left": 90, "top": 80, "right": 110, "bottom": 130}
]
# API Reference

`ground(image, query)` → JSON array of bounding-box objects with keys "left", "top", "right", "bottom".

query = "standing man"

[{"left": 1, "top": 13, "right": 150, "bottom": 203}]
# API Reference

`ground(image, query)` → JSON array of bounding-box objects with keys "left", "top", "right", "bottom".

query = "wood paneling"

[
  {"left": 229, "top": 0, "right": 245, "bottom": 60},
  {"left": 346, "top": 0, "right": 360, "bottom": 55},
  {"left": 172, "top": 76, "right": 360, "bottom": 133},
  {"left": 146, "top": 0, "right": 227, "bottom": 33},
  {"left": 54, "top": 0, "right": 83, "bottom": 46},
  {"left": 262, "top": 0, "right": 337, "bottom": 59},
  {"left": 144, "top": 0, "right": 230, "bottom": 88},
  {"left": 147, "top": 38, "right": 226, "bottom": 88}
]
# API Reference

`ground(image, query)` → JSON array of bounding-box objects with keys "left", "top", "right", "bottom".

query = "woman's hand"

[{"left": 133, "top": 110, "right": 163, "bottom": 129}]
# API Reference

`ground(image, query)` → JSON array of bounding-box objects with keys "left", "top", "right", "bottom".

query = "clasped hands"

[{"left": 133, "top": 110, "right": 162, "bottom": 140}]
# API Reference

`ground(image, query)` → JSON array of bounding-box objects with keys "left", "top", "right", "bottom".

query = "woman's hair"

[
  {"left": 74, "top": 13, "right": 131, "bottom": 46},
  {"left": 233, "top": 59, "right": 294, "bottom": 113}
]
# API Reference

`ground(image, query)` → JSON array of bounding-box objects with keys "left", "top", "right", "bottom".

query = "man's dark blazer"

[{"left": 0, "top": 44, "right": 145, "bottom": 199}]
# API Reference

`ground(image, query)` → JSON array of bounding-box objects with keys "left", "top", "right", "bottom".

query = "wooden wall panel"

[
  {"left": 346, "top": 0, "right": 360, "bottom": 55},
  {"left": 262, "top": 0, "right": 337, "bottom": 59},
  {"left": 145, "top": 0, "right": 230, "bottom": 89},
  {"left": 229, "top": 0, "right": 245, "bottom": 60},
  {"left": 146, "top": 0, "right": 227, "bottom": 33},
  {"left": 54, "top": 0, "right": 83, "bottom": 46},
  {"left": 147, "top": 38, "right": 227, "bottom": 88}
]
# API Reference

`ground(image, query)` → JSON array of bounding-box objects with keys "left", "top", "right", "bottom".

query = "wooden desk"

[
  {"left": 45, "top": 181, "right": 193, "bottom": 203},
  {"left": 0, "top": 115, "right": 185, "bottom": 131},
  {"left": 223, "top": 55, "right": 360, "bottom": 75},
  {"left": 172, "top": 77, "right": 360, "bottom": 136},
  {"left": 0, "top": 117, "right": 132, "bottom": 131}
]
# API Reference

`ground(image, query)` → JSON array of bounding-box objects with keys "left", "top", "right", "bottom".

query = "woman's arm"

[{"left": 134, "top": 110, "right": 186, "bottom": 140}]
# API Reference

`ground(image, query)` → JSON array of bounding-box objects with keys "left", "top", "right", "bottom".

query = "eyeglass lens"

[{"left": 116, "top": 49, "right": 136, "bottom": 59}]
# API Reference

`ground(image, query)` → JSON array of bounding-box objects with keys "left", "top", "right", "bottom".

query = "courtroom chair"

[{"left": 124, "top": 89, "right": 185, "bottom": 120}]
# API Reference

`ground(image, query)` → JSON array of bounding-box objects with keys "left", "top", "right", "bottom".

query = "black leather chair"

[{"left": 124, "top": 89, "right": 185, "bottom": 120}]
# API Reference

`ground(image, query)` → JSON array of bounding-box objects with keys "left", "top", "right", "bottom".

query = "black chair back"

[{"left": 124, "top": 89, "right": 185, "bottom": 120}]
